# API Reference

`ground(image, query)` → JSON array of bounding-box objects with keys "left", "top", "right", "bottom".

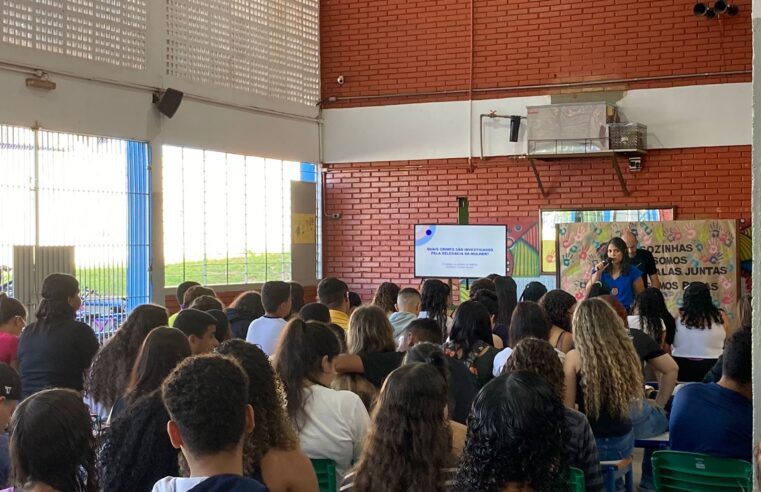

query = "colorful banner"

[{"left": 557, "top": 220, "right": 738, "bottom": 319}]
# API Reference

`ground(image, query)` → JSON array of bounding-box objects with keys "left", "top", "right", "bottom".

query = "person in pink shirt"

[{"left": 0, "top": 294, "right": 25, "bottom": 370}]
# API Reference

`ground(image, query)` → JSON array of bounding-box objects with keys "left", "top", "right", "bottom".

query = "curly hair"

[
  {"left": 86, "top": 304, "right": 168, "bottom": 408},
  {"left": 99, "top": 391, "right": 179, "bottom": 492},
  {"left": 350, "top": 363, "right": 452, "bottom": 492},
  {"left": 680, "top": 282, "right": 724, "bottom": 329},
  {"left": 215, "top": 340, "right": 298, "bottom": 472},
  {"left": 539, "top": 290, "right": 577, "bottom": 332},
  {"left": 11, "top": 388, "right": 98, "bottom": 492},
  {"left": 420, "top": 279, "right": 451, "bottom": 337},
  {"left": 572, "top": 298, "right": 643, "bottom": 421},
  {"left": 372, "top": 282, "right": 401, "bottom": 315},
  {"left": 453, "top": 372, "right": 567, "bottom": 491},
  {"left": 632, "top": 288, "right": 667, "bottom": 343},
  {"left": 347, "top": 305, "right": 396, "bottom": 355},
  {"left": 503, "top": 338, "right": 564, "bottom": 400}
]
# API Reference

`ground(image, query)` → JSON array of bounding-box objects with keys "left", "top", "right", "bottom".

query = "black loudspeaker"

[
  {"left": 509, "top": 116, "right": 521, "bottom": 142},
  {"left": 693, "top": 2, "right": 708, "bottom": 15},
  {"left": 153, "top": 88, "right": 184, "bottom": 118},
  {"left": 713, "top": 0, "right": 728, "bottom": 13}
]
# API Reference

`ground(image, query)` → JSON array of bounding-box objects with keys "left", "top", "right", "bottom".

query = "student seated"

[
  {"left": 371, "top": 282, "right": 400, "bottom": 316},
  {"left": 167, "top": 281, "right": 200, "bottom": 327},
  {"left": 0, "top": 294, "right": 26, "bottom": 369},
  {"left": 173, "top": 309, "right": 220, "bottom": 355},
  {"left": 669, "top": 330, "right": 752, "bottom": 461},
  {"left": 2, "top": 388, "right": 98, "bottom": 492},
  {"left": 273, "top": 319, "right": 369, "bottom": 481},
  {"left": 443, "top": 301, "right": 498, "bottom": 389},
  {"left": 492, "top": 275, "right": 518, "bottom": 348},
  {"left": 225, "top": 291, "right": 265, "bottom": 339},
  {"left": 492, "top": 301, "right": 556, "bottom": 376},
  {"left": 539, "top": 289, "right": 576, "bottom": 353},
  {"left": 168, "top": 284, "right": 214, "bottom": 327},
  {"left": 298, "top": 302, "right": 331, "bottom": 323},
  {"left": 152, "top": 354, "right": 266, "bottom": 492},
  {"left": 418, "top": 279, "right": 453, "bottom": 336},
  {"left": 216, "top": 340, "right": 318, "bottom": 492},
  {"left": 341, "top": 363, "right": 455, "bottom": 491},
  {"left": 348, "top": 292, "right": 362, "bottom": 317},
  {"left": 0, "top": 364, "right": 20, "bottom": 486},
  {"left": 207, "top": 309, "right": 232, "bottom": 344},
  {"left": 388, "top": 288, "right": 420, "bottom": 338},
  {"left": 287, "top": 282, "right": 305, "bottom": 321},
  {"left": 471, "top": 289, "right": 504, "bottom": 349},
  {"left": 317, "top": 277, "right": 351, "bottom": 330},
  {"left": 245, "top": 281, "right": 291, "bottom": 355},
  {"left": 452, "top": 371, "right": 567, "bottom": 491}
]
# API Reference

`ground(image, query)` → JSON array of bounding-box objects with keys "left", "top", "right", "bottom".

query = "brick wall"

[
  {"left": 321, "top": 0, "right": 751, "bottom": 106},
  {"left": 322, "top": 146, "right": 751, "bottom": 298}
]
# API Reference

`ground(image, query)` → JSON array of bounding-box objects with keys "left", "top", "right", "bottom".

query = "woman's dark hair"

[
  {"left": 520, "top": 281, "right": 547, "bottom": 303},
  {"left": 453, "top": 372, "right": 567, "bottom": 492},
  {"left": 327, "top": 323, "right": 347, "bottom": 352},
  {"left": 509, "top": 301, "right": 551, "bottom": 347},
  {"left": 228, "top": 291, "right": 265, "bottom": 319},
  {"left": 350, "top": 363, "right": 452, "bottom": 492},
  {"left": 403, "top": 342, "right": 449, "bottom": 384},
  {"left": 36, "top": 273, "right": 79, "bottom": 320},
  {"left": 608, "top": 237, "right": 632, "bottom": 275},
  {"left": 539, "top": 290, "right": 577, "bottom": 332},
  {"left": 372, "top": 282, "right": 400, "bottom": 314},
  {"left": 289, "top": 282, "right": 305, "bottom": 315},
  {"left": 494, "top": 276, "right": 517, "bottom": 328},
  {"left": 176, "top": 281, "right": 200, "bottom": 308},
  {"left": 188, "top": 294, "right": 224, "bottom": 312},
  {"left": 0, "top": 293, "right": 26, "bottom": 325},
  {"left": 207, "top": 309, "right": 232, "bottom": 343},
  {"left": 298, "top": 302, "right": 331, "bottom": 323},
  {"left": 99, "top": 391, "right": 178, "bottom": 492},
  {"left": 216, "top": 340, "right": 298, "bottom": 471},
  {"left": 503, "top": 338, "right": 564, "bottom": 400},
  {"left": 273, "top": 319, "right": 342, "bottom": 431},
  {"left": 469, "top": 278, "right": 496, "bottom": 297},
  {"left": 420, "top": 279, "right": 451, "bottom": 337},
  {"left": 10, "top": 388, "right": 98, "bottom": 492},
  {"left": 348, "top": 292, "right": 363, "bottom": 309},
  {"left": 680, "top": 282, "right": 724, "bottom": 329},
  {"left": 182, "top": 285, "right": 215, "bottom": 307},
  {"left": 472, "top": 290, "right": 498, "bottom": 319},
  {"left": 125, "top": 327, "right": 191, "bottom": 405},
  {"left": 450, "top": 301, "right": 493, "bottom": 355},
  {"left": 632, "top": 288, "right": 668, "bottom": 342},
  {"left": 86, "top": 304, "right": 168, "bottom": 408}
]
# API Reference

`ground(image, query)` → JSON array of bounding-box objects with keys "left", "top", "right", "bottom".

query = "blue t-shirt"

[
  {"left": 669, "top": 383, "right": 752, "bottom": 461},
  {"left": 601, "top": 266, "right": 642, "bottom": 310}
]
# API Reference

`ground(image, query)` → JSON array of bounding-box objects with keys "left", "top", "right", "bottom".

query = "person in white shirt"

[
  {"left": 273, "top": 319, "right": 369, "bottom": 481},
  {"left": 245, "top": 281, "right": 292, "bottom": 355}
]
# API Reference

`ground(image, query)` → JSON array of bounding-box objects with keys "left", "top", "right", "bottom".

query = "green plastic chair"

[
  {"left": 311, "top": 459, "right": 338, "bottom": 492},
  {"left": 651, "top": 451, "right": 752, "bottom": 491},
  {"left": 568, "top": 466, "right": 586, "bottom": 492}
]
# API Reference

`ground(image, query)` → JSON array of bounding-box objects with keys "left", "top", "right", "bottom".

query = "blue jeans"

[
  {"left": 630, "top": 400, "right": 668, "bottom": 490},
  {"left": 595, "top": 429, "right": 635, "bottom": 461}
]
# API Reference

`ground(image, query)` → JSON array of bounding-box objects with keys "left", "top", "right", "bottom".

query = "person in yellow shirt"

[{"left": 317, "top": 277, "right": 350, "bottom": 330}]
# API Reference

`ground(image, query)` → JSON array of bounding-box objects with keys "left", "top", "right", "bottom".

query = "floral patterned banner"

[{"left": 557, "top": 220, "right": 738, "bottom": 319}]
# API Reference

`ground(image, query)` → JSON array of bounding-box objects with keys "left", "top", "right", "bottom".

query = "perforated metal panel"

[
  {"left": 1, "top": 0, "right": 148, "bottom": 69},
  {"left": 165, "top": 0, "right": 320, "bottom": 106}
]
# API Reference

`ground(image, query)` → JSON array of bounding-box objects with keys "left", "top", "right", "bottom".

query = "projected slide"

[{"left": 415, "top": 224, "right": 506, "bottom": 278}]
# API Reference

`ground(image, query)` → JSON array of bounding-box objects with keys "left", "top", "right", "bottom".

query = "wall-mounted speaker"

[{"left": 152, "top": 88, "right": 184, "bottom": 118}]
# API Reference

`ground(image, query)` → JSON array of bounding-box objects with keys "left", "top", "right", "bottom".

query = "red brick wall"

[
  {"left": 321, "top": 0, "right": 751, "bottom": 106},
  {"left": 322, "top": 146, "right": 751, "bottom": 298}
]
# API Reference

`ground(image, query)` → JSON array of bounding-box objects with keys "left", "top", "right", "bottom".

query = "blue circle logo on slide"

[{"left": 415, "top": 225, "right": 437, "bottom": 246}]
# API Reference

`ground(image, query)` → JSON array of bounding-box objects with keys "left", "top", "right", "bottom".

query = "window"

[{"left": 162, "top": 145, "right": 306, "bottom": 287}]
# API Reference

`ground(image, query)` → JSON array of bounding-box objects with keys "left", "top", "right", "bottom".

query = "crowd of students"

[{"left": 0, "top": 231, "right": 753, "bottom": 492}]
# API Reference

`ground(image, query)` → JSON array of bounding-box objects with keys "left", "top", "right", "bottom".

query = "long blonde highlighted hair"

[
  {"left": 572, "top": 298, "right": 643, "bottom": 420},
  {"left": 347, "top": 305, "right": 396, "bottom": 355}
]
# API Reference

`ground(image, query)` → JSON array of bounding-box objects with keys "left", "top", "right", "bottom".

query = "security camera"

[{"left": 337, "top": 75, "right": 345, "bottom": 85}]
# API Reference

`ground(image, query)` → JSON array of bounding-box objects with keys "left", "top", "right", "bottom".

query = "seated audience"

[
  {"left": 317, "top": 277, "right": 351, "bottom": 330},
  {"left": 0, "top": 294, "right": 25, "bottom": 369},
  {"left": 704, "top": 294, "right": 752, "bottom": 383},
  {"left": 628, "top": 288, "right": 669, "bottom": 348},
  {"left": 225, "top": 291, "right": 265, "bottom": 339},
  {"left": 563, "top": 298, "right": 643, "bottom": 461},
  {"left": 468, "top": 277, "right": 496, "bottom": 297},
  {"left": 173, "top": 309, "right": 220, "bottom": 355},
  {"left": 452, "top": 372, "right": 568, "bottom": 491},
  {"left": 216, "top": 340, "right": 318, "bottom": 491},
  {"left": 348, "top": 292, "right": 362, "bottom": 316},
  {"left": 371, "top": 282, "right": 399, "bottom": 316},
  {"left": 273, "top": 319, "right": 369, "bottom": 481},
  {"left": 669, "top": 330, "right": 752, "bottom": 461},
  {"left": 3, "top": 388, "right": 98, "bottom": 492},
  {"left": 298, "top": 302, "right": 331, "bottom": 323},
  {"left": 288, "top": 282, "right": 305, "bottom": 321},
  {"left": 341, "top": 363, "right": 455, "bottom": 491},
  {"left": 672, "top": 282, "right": 728, "bottom": 382},
  {"left": 539, "top": 289, "right": 576, "bottom": 353},
  {"left": 169, "top": 285, "right": 215, "bottom": 327},
  {"left": 151, "top": 355, "right": 266, "bottom": 491},
  {"left": 388, "top": 288, "right": 420, "bottom": 337},
  {"left": 187, "top": 295, "right": 224, "bottom": 312},
  {"left": 503, "top": 338, "right": 602, "bottom": 491},
  {"left": 492, "top": 301, "right": 554, "bottom": 376},
  {"left": 86, "top": 304, "right": 168, "bottom": 418},
  {"left": 519, "top": 281, "right": 547, "bottom": 302},
  {"left": 418, "top": 279, "right": 453, "bottom": 337},
  {"left": 493, "top": 275, "right": 517, "bottom": 348},
  {"left": 18, "top": 273, "right": 99, "bottom": 399},
  {"left": 207, "top": 309, "right": 232, "bottom": 343},
  {"left": 245, "top": 281, "right": 292, "bottom": 355},
  {"left": 0, "top": 364, "right": 20, "bottom": 486},
  {"left": 471, "top": 289, "right": 504, "bottom": 349},
  {"left": 166, "top": 281, "right": 200, "bottom": 327},
  {"left": 443, "top": 300, "right": 498, "bottom": 389}
]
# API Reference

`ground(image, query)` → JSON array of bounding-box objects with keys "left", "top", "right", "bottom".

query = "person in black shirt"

[
  {"left": 622, "top": 230, "right": 660, "bottom": 289},
  {"left": 18, "top": 274, "right": 98, "bottom": 400}
]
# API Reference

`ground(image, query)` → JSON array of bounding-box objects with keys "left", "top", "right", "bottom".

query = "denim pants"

[
  {"left": 630, "top": 400, "right": 669, "bottom": 490},
  {"left": 595, "top": 428, "right": 635, "bottom": 461}
]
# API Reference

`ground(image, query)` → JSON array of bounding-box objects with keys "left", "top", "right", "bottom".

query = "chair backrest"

[
  {"left": 652, "top": 451, "right": 752, "bottom": 491},
  {"left": 311, "top": 458, "right": 338, "bottom": 492},
  {"left": 568, "top": 466, "right": 585, "bottom": 492}
]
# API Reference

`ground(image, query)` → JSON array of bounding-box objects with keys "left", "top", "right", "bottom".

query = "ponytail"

[
  {"left": 36, "top": 273, "right": 79, "bottom": 321},
  {"left": 0, "top": 293, "right": 26, "bottom": 325}
]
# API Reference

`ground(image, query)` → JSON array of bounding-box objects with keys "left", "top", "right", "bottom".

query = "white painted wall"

[{"left": 323, "top": 83, "right": 751, "bottom": 163}]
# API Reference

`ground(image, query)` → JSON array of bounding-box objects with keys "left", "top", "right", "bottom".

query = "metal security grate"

[
  {"left": 162, "top": 145, "right": 301, "bottom": 287},
  {"left": 1, "top": 0, "right": 148, "bottom": 69},
  {"left": 165, "top": 0, "right": 320, "bottom": 105}
]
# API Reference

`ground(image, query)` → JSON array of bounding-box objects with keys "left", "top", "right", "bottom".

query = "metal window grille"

[{"left": 162, "top": 145, "right": 301, "bottom": 287}]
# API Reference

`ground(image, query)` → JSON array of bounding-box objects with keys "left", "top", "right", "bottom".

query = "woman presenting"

[{"left": 585, "top": 237, "right": 645, "bottom": 311}]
